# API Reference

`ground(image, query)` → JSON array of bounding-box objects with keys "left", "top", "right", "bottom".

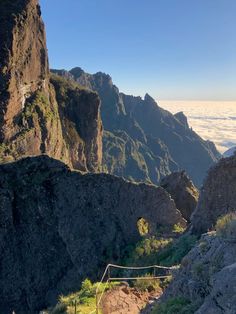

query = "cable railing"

[{"left": 89, "top": 263, "right": 175, "bottom": 314}]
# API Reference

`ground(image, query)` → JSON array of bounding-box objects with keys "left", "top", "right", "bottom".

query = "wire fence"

[{"left": 89, "top": 263, "right": 175, "bottom": 314}]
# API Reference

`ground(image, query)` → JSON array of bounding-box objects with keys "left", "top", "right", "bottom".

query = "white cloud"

[{"left": 159, "top": 100, "right": 236, "bottom": 154}]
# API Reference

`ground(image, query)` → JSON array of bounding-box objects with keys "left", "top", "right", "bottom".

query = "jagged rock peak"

[
  {"left": 174, "top": 111, "right": 189, "bottom": 128},
  {"left": 144, "top": 93, "right": 156, "bottom": 103},
  {"left": 160, "top": 171, "right": 199, "bottom": 222},
  {"left": 0, "top": 0, "right": 49, "bottom": 140}
]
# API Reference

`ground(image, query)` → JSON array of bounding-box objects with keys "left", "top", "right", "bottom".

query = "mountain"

[
  {"left": 52, "top": 68, "right": 221, "bottom": 187},
  {"left": 153, "top": 153, "right": 236, "bottom": 313},
  {"left": 158, "top": 232, "right": 236, "bottom": 313},
  {"left": 0, "top": 155, "right": 185, "bottom": 314},
  {"left": 223, "top": 146, "right": 236, "bottom": 158},
  {"left": 191, "top": 154, "right": 236, "bottom": 234},
  {"left": 0, "top": 0, "right": 102, "bottom": 172}
]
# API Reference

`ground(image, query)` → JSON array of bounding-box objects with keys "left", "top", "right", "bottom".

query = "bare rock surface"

[
  {"left": 0, "top": 0, "right": 102, "bottom": 172},
  {"left": 160, "top": 171, "right": 199, "bottom": 222},
  {"left": 0, "top": 155, "right": 185, "bottom": 314},
  {"left": 191, "top": 154, "right": 236, "bottom": 234},
  {"left": 101, "top": 285, "right": 162, "bottom": 314},
  {"left": 158, "top": 233, "right": 236, "bottom": 313}
]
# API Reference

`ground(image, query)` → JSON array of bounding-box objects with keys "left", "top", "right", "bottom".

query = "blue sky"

[{"left": 40, "top": 0, "right": 236, "bottom": 100}]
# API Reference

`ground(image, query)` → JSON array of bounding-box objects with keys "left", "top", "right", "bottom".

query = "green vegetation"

[
  {"left": 151, "top": 297, "right": 198, "bottom": 314},
  {"left": 48, "top": 279, "right": 119, "bottom": 314},
  {"left": 133, "top": 275, "right": 162, "bottom": 293},
  {"left": 215, "top": 212, "right": 236, "bottom": 240},
  {"left": 172, "top": 223, "right": 186, "bottom": 234},
  {"left": 124, "top": 234, "right": 197, "bottom": 267},
  {"left": 137, "top": 218, "right": 150, "bottom": 236},
  {"left": 23, "top": 91, "right": 57, "bottom": 122}
]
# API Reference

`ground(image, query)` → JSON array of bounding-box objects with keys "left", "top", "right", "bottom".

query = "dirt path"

[{"left": 101, "top": 285, "right": 161, "bottom": 314}]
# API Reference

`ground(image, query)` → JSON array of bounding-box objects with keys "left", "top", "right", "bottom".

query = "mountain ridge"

[{"left": 52, "top": 67, "right": 221, "bottom": 186}]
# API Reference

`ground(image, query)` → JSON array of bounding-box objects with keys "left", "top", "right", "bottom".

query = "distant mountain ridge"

[
  {"left": 52, "top": 67, "right": 221, "bottom": 186},
  {"left": 223, "top": 146, "right": 236, "bottom": 158}
]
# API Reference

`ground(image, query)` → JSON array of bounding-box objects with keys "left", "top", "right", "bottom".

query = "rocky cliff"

[
  {"left": 191, "top": 154, "right": 236, "bottom": 234},
  {"left": 0, "top": 0, "right": 102, "bottom": 172},
  {"left": 52, "top": 68, "right": 221, "bottom": 187},
  {"left": 160, "top": 171, "right": 199, "bottom": 222},
  {"left": 0, "top": 155, "right": 185, "bottom": 314}
]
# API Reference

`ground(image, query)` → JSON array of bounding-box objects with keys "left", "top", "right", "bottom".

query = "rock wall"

[
  {"left": 160, "top": 171, "right": 199, "bottom": 222},
  {"left": 0, "top": 0, "right": 49, "bottom": 140},
  {"left": 191, "top": 154, "right": 236, "bottom": 234},
  {"left": 0, "top": 156, "right": 185, "bottom": 314},
  {"left": 160, "top": 233, "right": 236, "bottom": 313},
  {"left": 0, "top": 0, "right": 102, "bottom": 172}
]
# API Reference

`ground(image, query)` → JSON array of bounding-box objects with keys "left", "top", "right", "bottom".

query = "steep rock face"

[
  {"left": 0, "top": 0, "right": 49, "bottom": 140},
  {"left": 191, "top": 154, "right": 236, "bottom": 234},
  {"left": 160, "top": 171, "right": 199, "bottom": 222},
  {"left": 52, "top": 68, "right": 220, "bottom": 187},
  {"left": 0, "top": 1, "right": 102, "bottom": 172},
  {"left": 51, "top": 74, "right": 102, "bottom": 172},
  {"left": 0, "top": 156, "right": 185, "bottom": 314},
  {"left": 160, "top": 233, "right": 236, "bottom": 313}
]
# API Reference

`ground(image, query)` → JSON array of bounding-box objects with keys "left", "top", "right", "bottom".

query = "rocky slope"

[
  {"left": 159, "top": 232, "right": 236, "bottom": 313},
  {"left": 0, "top": 155, "right": 185, "bottom": 314},
  {"left": 191, "top": 154, "right": 236, "bottom": 234},
  {"left": 160, "top": 171, "right": 199, "bottom": 222},
  {"left": 154, "top": 154, "right": 236, "bottom": 313},
  {"left": 52, "top": 68, "right": 221, "bottom": 187},
  {"left": 0, "top": 0, "right": 102, "bottom": 172}
]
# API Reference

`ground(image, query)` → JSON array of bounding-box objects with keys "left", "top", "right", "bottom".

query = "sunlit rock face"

[
  {"left": 0, "top": 0, "right": 49, "bottom": 140},
  {"left": 0, "top": 0, "right": 102, "bottom": 172},
  {"left": 0, "top": 155, "right": 185, "bottom": 314}
]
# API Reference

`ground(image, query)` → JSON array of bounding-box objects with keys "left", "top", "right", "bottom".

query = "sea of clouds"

[{"left": 159, "top": 100, "right": 236, "bottom": 154}]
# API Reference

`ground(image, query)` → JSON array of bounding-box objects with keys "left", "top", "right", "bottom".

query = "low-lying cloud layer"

[{"left": 159, "top": 100, "right": 236, "bottom": 154}]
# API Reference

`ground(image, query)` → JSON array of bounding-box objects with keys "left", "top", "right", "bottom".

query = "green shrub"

[
  {"left": 133, "top": 275, "right": 162, "bottom": 292},
  {"left": 172, "top": 223, "right": 186, "bottom": 234},
  {"left": 151, "top": 297, "right": 198, "bottom": 314},
  {"left": 157, "top": 234, "right": 197, "bottom": 266},
  {"left": 137, "top": 218, "right": 149, "bottom": 236},
  {"left": 216, "top": 212, "right": 236, "bottom": 240}
]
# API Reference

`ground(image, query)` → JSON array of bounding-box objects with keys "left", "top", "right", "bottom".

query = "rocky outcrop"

[
  {"left": 191, "top": 154, "right": 236, "bottom": 234},
  {"left": 51, "top": 74, "right": 102, "bottom": 172},
  {"left": 0, "top": 155, "right": 185, "bottom": 314},
  {"left": 52, "top": 68, "right": 221, "bottom": 187},
  {"left": 0, "top": 0, "right": 49, "bottom": 141},
  {"left": 159, "top": 233, "right": 236, "bottom": 313},
  {"left": 0, "top": 0, "right": 102, "bottom": 172},
  {"left": 160, "top": 171, "right": 199, "bottom": 222}
]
